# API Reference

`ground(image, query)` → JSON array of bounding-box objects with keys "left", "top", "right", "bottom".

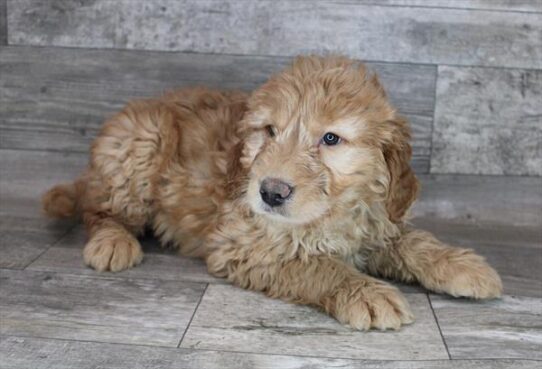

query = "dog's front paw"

[
  {"left": 435, "top": 250, "right": 502, "bottom": 299},
  {"left": 332, "top": 281, "right": 414, "bottom": 331},
  {"left": 83, "top": 229, "right": 143, "bottom": 272}
]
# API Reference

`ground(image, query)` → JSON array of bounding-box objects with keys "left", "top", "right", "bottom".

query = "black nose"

[{"left": 259, "top": 178, "right": 293, "bottom": 207}]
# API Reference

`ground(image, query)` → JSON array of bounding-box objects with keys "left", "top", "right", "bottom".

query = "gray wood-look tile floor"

[{"left": 1, "top": 159, "right": 541, "bottom": 368}]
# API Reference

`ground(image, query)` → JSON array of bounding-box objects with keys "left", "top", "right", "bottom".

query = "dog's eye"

[
  {"left": 265, "top": 125, "right": 276, "bottom": 138},
  {"left": 321, "top": 132, "right": 341, "bottom": 146}
]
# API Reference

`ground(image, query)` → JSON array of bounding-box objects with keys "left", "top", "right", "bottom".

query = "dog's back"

[{"left": 43, "top": 87, "right": 248, "bottom": 267}]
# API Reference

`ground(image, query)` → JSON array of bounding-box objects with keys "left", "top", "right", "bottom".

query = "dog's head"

[{"left": 240, "top": 56, "right": 418, "bottom": 225}]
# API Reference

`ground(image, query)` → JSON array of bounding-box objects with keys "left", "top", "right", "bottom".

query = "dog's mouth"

[
  {"left": 261, "top": 201, "right": 288, "bottom": 215},
  {"left": 255, "top": 196, "right": 291, "bottom": 219},
  {"left": 250, "top": 195, "right": 305, "bottom": 224},
  {"left": 260, "top": 207, "right": 306, "bottom": 225}
]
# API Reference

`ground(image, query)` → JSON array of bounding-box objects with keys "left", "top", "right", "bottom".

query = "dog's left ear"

[{"left": 383, "top": 117, "right": 419, "bottom": 223}]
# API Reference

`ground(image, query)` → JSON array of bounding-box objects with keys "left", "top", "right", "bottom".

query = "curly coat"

[{"left": 43, "top": 56, "right": 502, "bottom": 330}]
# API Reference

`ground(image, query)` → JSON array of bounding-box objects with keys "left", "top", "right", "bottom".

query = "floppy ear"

[
  {"left": 239, "top": 127, "right": 266, "bottom": 169},
  {"left": 383, "top": 117, "right": 419, "bottom": 223}
]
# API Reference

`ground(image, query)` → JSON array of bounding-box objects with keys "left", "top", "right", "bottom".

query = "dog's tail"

[{"left": 42, "top": 178, "right": 86, "bottom": 219}]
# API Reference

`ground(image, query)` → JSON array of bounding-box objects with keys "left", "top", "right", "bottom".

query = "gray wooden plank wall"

[
  {"left": 6, "top": 0, "right": 541, "bottom": 69},
  {"left": 0, "top": 0, "right": 6, "bottom": 45},
  {"left": 0, "top": 0, "right": 541, "bottom": 175},
  {"left": 0, "top": 46, "right": 434, "bottom": 172}
]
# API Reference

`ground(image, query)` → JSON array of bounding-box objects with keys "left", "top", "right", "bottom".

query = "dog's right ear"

[
  {"left": 383, "top": 117, "right": 419, "bottom": 223},
  {"left": 238, "top": 110, "right": 268, "bottom": 169},
  {"left": 240, "top": 128, "right": 266, "bottom": 169}
]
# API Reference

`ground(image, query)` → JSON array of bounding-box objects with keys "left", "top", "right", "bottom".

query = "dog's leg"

[
  {"left": 207, "top": 253, "right": 414, "bottom": 330},
  {"left": 82, "top": 212, "right": 143, "bottom": 272},
  {"left": 365, "top": 229, "right": 502, "bottom": 299}
]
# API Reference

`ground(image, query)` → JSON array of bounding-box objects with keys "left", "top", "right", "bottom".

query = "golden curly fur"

[{"left": 43, "top": 56, "right": 502, "bottom": 330}]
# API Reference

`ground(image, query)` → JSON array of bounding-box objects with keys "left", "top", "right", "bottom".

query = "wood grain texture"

[
  {"left": 411, "top": 218, "right": 542, "bottom": 298},
  {"left": 28, "top": 225, "right": 223, "bottom": 284},
  {"left": 355, "top": 1, "right": 542, "bottom": 12},
  {"left": 3, "top": 337, "right": 541, "bottom": 369},
  {"left": 0, "top": 0, "right": 6, "bottom": 45},
  {"left": 0, "top": 149, "right": 82, "bottom": 268},
  {"left": 181, "top": 285, "right": 447, "bottom": 360},
  {"left": 0, "top": 45, "right": 435, "bottom": 172},
  {"left": 0, "top": 269, "right": 206, "bottom": 346},
  {"left": 0, "top": 46, "right": 286, "bottom": 153},
  {"left": 0, "top": 149, "right": 87, "bottom": 218},
  {"left": 431, "top": 66, "right": 542, "bottom": 176},
  {"left": 0, "top": 216, "right": 72, "bottom": 269},
  {"left": 7, "top": 0, "right": 542, "bottom": 68},
  {"left": 430, "top": 294, "right": 542, "bottom": 360},
  {"left": 0, "top": 229, "right": 56, "bottom": 269},
  {"left": 413, "top": 174, "right": 542, "bottom": 227}
]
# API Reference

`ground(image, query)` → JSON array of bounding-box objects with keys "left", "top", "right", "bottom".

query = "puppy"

[{"left": 43, "top": 56, "right": 502, "bottom": 330}]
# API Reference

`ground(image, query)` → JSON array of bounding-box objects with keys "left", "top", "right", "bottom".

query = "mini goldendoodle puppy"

[{"left": 43, "top": 56, "right": 502, "bottom": 330}]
